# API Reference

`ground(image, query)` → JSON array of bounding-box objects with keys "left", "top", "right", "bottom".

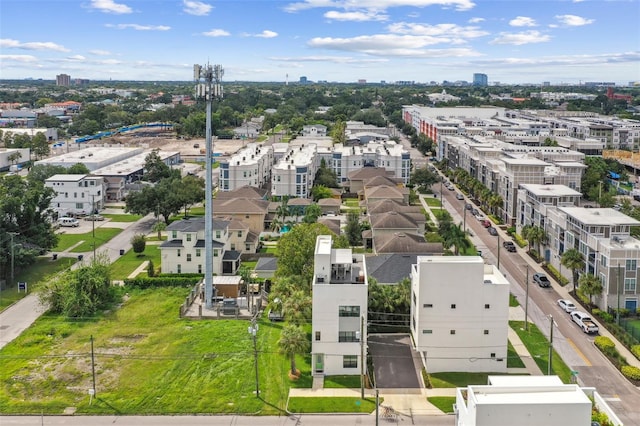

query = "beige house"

[{"left": 213, "top": 197, "right": 269, "bottom": 234}]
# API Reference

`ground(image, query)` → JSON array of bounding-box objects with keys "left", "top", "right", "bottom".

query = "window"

[
  {"left": 186, "top": 234, "right": 192, "bottom": 242},
  {"left": 450, "top": 330, "right": 456, "bottom": 335},
  {"left": 187, "top": 254, "right": 192, "bottom": 262},
  {"left": 238, "top": 231, "right": 243, "bottom": 237},
  {"left": 196, "top": 249, "right": 201, "bottom": 257},
  {"left": 172, "top": 231, "right": 177, "bottom": 239},
  {"left": 484, "top": 330, "right": 489, "bottom": 335},
  {"left": 216, "top": 230, "right": 221, "bottom": 239},
  {"left": 245, "top": 244, "right": 251, "bottom": 251},
  {"left": 75, "top": 203, "right": 83, "bottom": 209},
  {"left": 339, "top": 306, "right": 360, "bottom": 317},
  {"left": 423, "top": 303, "right": 433, "bottom": 308},
  {"left": 490, "top": 353, "right": 496, "bottom": 358},
  {"left": 213, "top": 250, "right": 218, "bottom": 257},
  {"left": 198, "top": 264, "right": 202, "bottom": 274},
  {"left": 450, "top": 304, "right": 456, "bottom": 309},
  {"left": 339, "top": 331, "right": 358, "bottom": 342},
  {"left": 422, "top": 330, "right": 432, "bottom": 334},
  {"left": 177, "top": 264, "right": 181, "bottom": 274},
  {"left": 485, "top": 304, "right": 490, "bottom": 309},
  {"left": 343, "top": 355, "right": 357, "bottom": 368},
  {"left": 177, "top": 249, "right": 181, "bottom": 257},
  {"left": 315, "top": 331, "right": 321, "bottom": 341},
  {"left": 626, "top": 259, "right": 637, "bottom": 271},
  {"left": 625, "top": 278, "right": 637, "bottom": 292}
]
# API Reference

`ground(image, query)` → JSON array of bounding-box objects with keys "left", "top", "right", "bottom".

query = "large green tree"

[
  {"left": 278, "top": 324, "right": 309, "bottom": 376},
  {"left": 579, "top": 273, "right": 603, "bottom": 306},
  {"left": 344, "top": 210, "right": 363, "bottom": 246},
  {"left": 561, "top": 248, "right": 585, "bottom": 292}
]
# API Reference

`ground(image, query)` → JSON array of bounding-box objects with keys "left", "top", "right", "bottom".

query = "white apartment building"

[
  {"left": 455, "top": 376, "right": 603, "bottom": 426},
  {"left": 311, "top": 235, "right": 368, "bottom": 376},
  {"left": 45, "top": 174, "right": 106, "bottom": 217},
  {"left": 330, "top": 141, "right": 411, "bottom": 184},
  {"left": 411, "top": 256, "right": 509, "bottom": 373},
  {"left": 271, "top": 143, "right": 318, "bottom": 198},
  {"left": 218, "top": 143, "right": 273, "bottom": 192},
  {"left": 160, "top": 217, "right": 241, "bottom": 276},
  {"left": 545, "top": 207, "right": 640, "bottom": 312}
]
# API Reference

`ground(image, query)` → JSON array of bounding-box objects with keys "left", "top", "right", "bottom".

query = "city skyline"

[{"left": 1, "top": 0, "right": 639, "bottom": 84}]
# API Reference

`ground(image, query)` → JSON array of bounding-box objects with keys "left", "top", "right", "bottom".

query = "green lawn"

[
  {"left": 101, "top": 214, "right": 143, "bottom": 222},
  {"left": 324, "top": 375, "right": 362, "bottom": 388},
  {"left": 54, "top": 228, "right": 123, "bottom": 252},
  {"left": 109, "top": 246, "right": 162, "bottom": 280},
  {"left": 287, "top": 397, "right": 377, "bottom": 414},
  {"left": 259, "top": 246, "right": 278, "bottom": 254},
  {"left": 429, "top": 372, "right": 496, "bottom": 388},
  {"left": 424, "top": 197, "right": 442, "bottom": 207},
  {"left": 509, "top": 293, "right": 520, "bottom": 307},
  {"left": 509, "top": 321, "right": 572, "bottom": 383},
  {"left": 507, "top": 340, "right": 526, "bottom": 368},
  {"left": 0, "top": 257, "right": 76, "bottom": 311},
  {"left": 0, "top": 287, "right": 312, "bottom": 415},
  {"left": 427, "top": 396, "right": 456, "bottom": 413}
]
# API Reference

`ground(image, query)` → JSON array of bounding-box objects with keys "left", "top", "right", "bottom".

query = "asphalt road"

[
  {"left": 437, "top": 181, "right": 640, "bottom": 426},
  {"left": 0, "top": 415, "right": 455, "bottom": 426},
  {"left": 369, "top": 334, "right": 421, "bottom": 388}
]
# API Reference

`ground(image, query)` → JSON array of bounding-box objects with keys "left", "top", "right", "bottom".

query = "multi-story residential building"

[
  {"left": 311, "top": 235, "right": 368, "bottom": 376},
  {"left": 271, "top": 143, "right": 318, "bottom": 198},
  {"left": 301, "top": 124, "right": 327, "bottom": 137},
  {"left": 331, "top": 141, "right": 411, "bottom": 184},
  {"left": 45, "top": 174, "right": 106, "bottom": 217},
  {"left": 545, "top": 207, "right": 640, "bottom": 312},
  {"left": 473, "top": 73, "right": 488, "bottom": 86},
  {"left": 218, "top": 143, "right": 273, "bottom": 192},
  {"left": 160, "top": 217, "right": 241, "bottom": 276},
  {"left": 56, "top": 74, "right": 71, "bottom": 87},
  {"left": 410, "top": 256, "right": 509, "bottom": 373}
]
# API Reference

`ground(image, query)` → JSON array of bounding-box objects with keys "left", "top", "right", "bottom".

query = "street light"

[
  {"left": 194, "top": 63, "right": 223, "bottom": 309},
  {"left": 9, "top": 232, "right": 19, "bottom": 284},
  {"left": 248, "top": 318, "right": 260, "bottom": 397},
  {"left": 524, "top": 264, "right": 530, "bottom": 331}
]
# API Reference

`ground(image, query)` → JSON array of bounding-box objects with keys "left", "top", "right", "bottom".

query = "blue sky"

[{"left": 1, "top": 0, "right": 639, "bottom": 84}]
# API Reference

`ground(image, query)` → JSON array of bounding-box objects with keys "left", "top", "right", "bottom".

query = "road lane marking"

[{"left": 567, "top": 338, "right": 592, "bottom": 366}]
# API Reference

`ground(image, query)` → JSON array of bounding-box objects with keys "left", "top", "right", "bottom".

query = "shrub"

[
  {"left": 545, "top": 263, "right": 569, "bottom": 286},
  {"left": 422, "top": 368, "right": 432, "bottom": 388},
  {"left": 621, "top": 365, "right": 640, "bottom": 381},
  {"left": 632, "top": 345, "right": 640, "bottom": 360},
  {"left": 124, "top": 276, "right": 200, "bottom": 289},
  {"left": 506, "top": 226, "right": 516, "bottom": 235},
  {"left": 131, "top": 233, "right": 146, "bottom": 255},
  {"left": 594, "top": 336, "right": 616, "bottom": 357},
  {"left": 147, "top": 260, "right": 155, "bottom": 277},
  {"left": 593, "top": 309, "right": 614, "bottom": 323}
]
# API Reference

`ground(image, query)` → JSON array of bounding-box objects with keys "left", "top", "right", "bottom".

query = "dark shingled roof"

[
  {"left": 215, "top": 186, "right": 268, "bottom": 200},
  {"left": 365, "top": 253, "right": 419, "bottom": 284},
  {"left": 348, "top": 167, "right": 394, "bottom": 180},
  {"left": 373, "top": 233, "right": 443, "bottom": 254},
  {"left": 255, "top": 256, "right": 278, "bottom": 271},
  {"left": 223, "top": 250, "right": 241, "bottom": 260},
  {"left": 166, "top": 217, "right": 229, "bottom": 232}
]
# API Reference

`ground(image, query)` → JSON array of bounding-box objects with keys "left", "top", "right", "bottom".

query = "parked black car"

[
  {"left": 502, "top": 241, "right": 517, "bottom": 252},
  {"left": 533, "top": 273, "right": 551, "bottom": 288},
  {"left": 487, "top": 227, "right": 498, "bottom": 236}
]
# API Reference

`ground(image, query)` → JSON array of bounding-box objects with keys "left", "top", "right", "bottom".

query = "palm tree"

[
  {"left": 282, "top": 289, "right": 312, "bottom": 323},
  {"left": 579, "top": 273, "right": 603, "bottom": 306},
  {"left": 561, "top": 248, "right": 585, "bottom": 292},
  {"left": 444, "top": 224, "right": 470, "bottom": 255},
  {"left": 522, "top": 225, "right": 546, "bottom": 258},
  {"left": 279, "top": 324, "right": 309, "bottom": 377},
  {"left": 152, "top": 221, "right": 167, "bottom": 240}
]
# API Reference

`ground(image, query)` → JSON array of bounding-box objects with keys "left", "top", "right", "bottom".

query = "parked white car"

[{"left": 557, "top": 299, "right": 576, "bottom": 313}]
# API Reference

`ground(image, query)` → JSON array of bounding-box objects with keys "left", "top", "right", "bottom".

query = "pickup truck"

[{"left": 571, "top": 311, "right": 599, "bottom": 334}]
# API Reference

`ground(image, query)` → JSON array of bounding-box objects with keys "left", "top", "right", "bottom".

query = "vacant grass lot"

[
  {"left": 54, "top": 228, "right": 123, "bottom": 252},
  {"left": 427, "top": 396, "right": 456, "bottom": 413},
  {"left": 101, "top": 214, "right": 143, "bottom": 222},
  {"left": 424, "top": 197, "right": 442, "bottom": 207},
  {"left": 0, "top": 257, "right": 76, "bottom": 311},
  {"left": 109, "top": 246, "right": 162, "bottom": 280},
  {"left": 510, "top": 320, "right": 572, "bottom": 383},
  {"left": 287, "top": 397, "right": 377, "bottom": 414},
  {"left": 324, "top": 375, "right": 362, "bottom": 388},
  {"left": 429, "top": 372, "right": 498, "bottom": 388},
  {"left": 0, "top": 287, "right": 312, "bottom": 415}
]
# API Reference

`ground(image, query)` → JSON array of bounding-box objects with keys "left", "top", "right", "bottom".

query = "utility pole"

[
  {"left": 91, "top": 194, "right": 96, "bottom": 259},
  {"left": 525, "top": 265, "right": 530, "bottom": 331},
  {"left": 9, "top": 232, "right": 19, "bottom": 285},
  {"left": 90, "top": 335, "right": 97, "bottom": 397},
  {"left": 360, "top": 314, "right": 365, "bottom": 399},
  {"left": 548, "top": 315, "right": 554, "bottom": 375},
  {"left": 463, "top": 203, "right": 467, "bottom": 234},
  {"left": 617, "top": 263, "right": 622, "bottom": 325},
  {"left": 194, "top": 63, "right": 223, "bottom": 309},
  {"left": 497, "top": 234, "right": 501, "bottom": 270},
  {"left": 248, "top": 318, "right": 259, "bottom": 397}
]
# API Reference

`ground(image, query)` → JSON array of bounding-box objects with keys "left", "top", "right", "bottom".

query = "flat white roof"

[
  {"left": 332, "top": 248, "right": 353, "bottom": 264},
  {"left": 36, "top": 147, "right": 142, "bottom": 164},
  {"left": 469, "top": 385, "right": 591, "bottom": 405},
  {"left": 315, "top": 235, "right": 332, "bottom": 255},
  {"left": 488, "top": 375, "right": 563, "bottom": 386},
  {"left": 92, "top": 150, "right": 179, "bottom": 176},
  {"left": 46, "top": 174, "right": 87, "bottom": 182},
  {"left": 416, "top": 255, "right": 484, "bottom": 265},
  {"left": 560, "top": 207, "right": 640, "bottom": 226},
  {"left": 520, "top": 184, "right": 582, "bottom": 197},
  {"left": 502, "top": 157, "right": 550, "bottom": 166}
]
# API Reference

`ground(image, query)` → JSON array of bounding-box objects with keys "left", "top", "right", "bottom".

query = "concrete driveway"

[{"left": 368, "top": 334, "right": 422, "bottom": 389}]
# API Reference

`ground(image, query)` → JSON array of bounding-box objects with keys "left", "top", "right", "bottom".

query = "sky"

[{"left": 1, "top": 0, "right": 639, "bottom": 85}]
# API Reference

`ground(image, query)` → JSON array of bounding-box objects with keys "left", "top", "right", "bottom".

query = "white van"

[{"left": 58, "top": 217, "right": 80, "bottom": 227}]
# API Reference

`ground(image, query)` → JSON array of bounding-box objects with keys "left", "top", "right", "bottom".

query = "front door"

[
  {"left": 625, "top": 299, "right": 637, "bottom": 312},
  {"left": 314, "top": 354, "right": 324, "bottom": 374}
]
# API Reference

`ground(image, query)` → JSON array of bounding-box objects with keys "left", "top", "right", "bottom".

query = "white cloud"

[
  {"left": 555, "top": 14, "right": 594, "bottom": 26},
  {"left": 89, "top": 49, "right": 112, "bottom": 56},
  {"left": 202, "top": 29, "right": 230, "bottom": 37},
  {"left": 324, "top": 10, "right": 389, "bottom": 21},
  {"left": 88, "top": 0, "right": 132, "bottom": 14},
  {"left": 470, "top": 51, "right": 640, "bottom": 68},
  {"left": 490, "top": 30, "right": 551, "bottom": 45},
  {"left": 66, "top": 55, "right": 86, "bottom": 61},
  {"left": 509, "top": 16, "right": 537, "bottom": 27},
  {"left": 0, "top": 54, "right": 38, "bottom": 62},
  {"left": 308, "top": 34, "right": 482, "bottom": 57},
  {"left": 255, "top": 30, "right": 278, "bottom": 38},
  {"left": 388, "top": 22, "right": 489, "bottom": 41},
  {"left": 96, "top": 59, "right": 123, "bottom": 65},
  {"left": 285, "top": 0, "right": 475, "bottom": 13},
  {"left": 183, "top": 0, "right": 212, "bottom": 16},
  {"left": 468, "top": 17, "right": 484, "bottom": 23},
  {"left": 270, "top": 55, "right": 388, "bottom": 64},
  {"left": 0, "top": 38, "right": 70, "bottom": 52},
  {"left": 105, "top": 24, "right": 171, "bottom": 30}
]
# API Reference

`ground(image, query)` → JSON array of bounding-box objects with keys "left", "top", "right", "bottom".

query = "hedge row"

[
  {"left": 591, "top": 309, "right": 640, "bottom": 359},
  {"left": 593, "top": 336, "right": 640, "bottom": 383},
  {"left": 124, "top": 276, "right": 201, "bottom": 288}
]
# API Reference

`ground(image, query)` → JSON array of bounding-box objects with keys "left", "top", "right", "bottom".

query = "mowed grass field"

[
  {"left": 54, "top": 228, "right": 123, "bottom": 252},
  {"left": 0, "top": 287, "right": 311, "bottom": 415}
]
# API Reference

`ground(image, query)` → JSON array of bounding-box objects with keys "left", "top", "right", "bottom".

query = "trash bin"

[
  {"left": 119, "top": 249, "right": 125, "bottom": 255},
  {"left": 52, "top": 253, "right": 58, "bottom": 260},
  {"left": 77, "top": 254, "right": 83, "bottom": 261}
]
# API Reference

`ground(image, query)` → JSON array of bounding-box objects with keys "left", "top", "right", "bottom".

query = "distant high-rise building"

[
  {"left": 299, "top": 76, "right": 308, "bottom": 84},
  {"left": 542, "top": 81, "right": 551, "bottom": 87},
  {"left": 357, "top": 79, "right": 366, "bottom": 84},
  {"left": 74, "top": 78, "right": 90, "bottom": 85},
  {"left": 56, "top": 74, "right": 71, "bottom": 87},
  {"left": 473, "top": 73, "right": 488, "bottom": 86}
]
